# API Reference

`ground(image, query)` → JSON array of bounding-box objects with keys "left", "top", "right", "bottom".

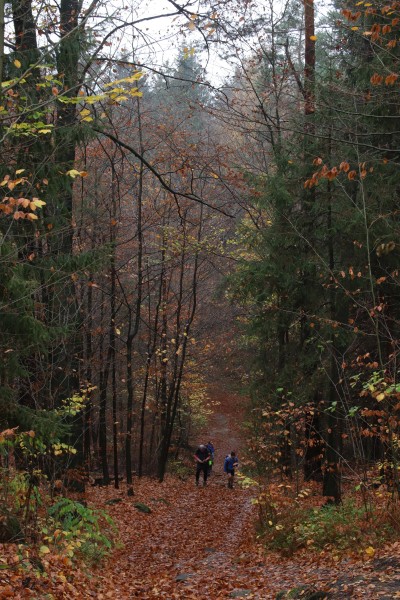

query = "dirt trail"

[
  {"left": 90, "top": 387, "right": 343, "bottom": 599},
  {"left": 92, "top": 386, "right": 262, "bottom": 599},
  {"left": 89, "top": 386, "right": 400, "bottom": 599},
  {"left": 6, "top": 386, "right": 400, "bottom": 598}
]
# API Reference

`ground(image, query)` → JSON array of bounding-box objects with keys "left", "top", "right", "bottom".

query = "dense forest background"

[{"left": 2, "top": 0, "right": 400, "bottom": 592}]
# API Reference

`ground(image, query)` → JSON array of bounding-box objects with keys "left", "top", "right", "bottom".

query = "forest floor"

[{"left": 4, "top": 386, "right": 400, "bottom": 599}]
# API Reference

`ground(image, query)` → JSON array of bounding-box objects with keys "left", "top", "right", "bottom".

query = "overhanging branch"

[{"left": 93, "top": 127, "right": 233, "bottom": 217}]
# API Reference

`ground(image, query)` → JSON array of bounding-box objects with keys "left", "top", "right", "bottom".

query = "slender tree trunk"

[
  {"left": 125, "top": 332, "right": 134, "bottom": 488},
  {"left": 83, "top": 277, "right": 93, "bottom": 469},
  {"left": 322, "top": 178, "right": 342, "bottom": 503},
  {"left": 125, "top": 98, "right": 144, "bottom": 491},
  {"left": 110, "top": 165, "right": 119, "bottom": 489},
  {"left": 138, "top": 262, "right": 162, "bottom": 476},
  {"left": 99, "top": 344, "right": 111, "bottom": 485},
  {"left": 112, "top": 339, "right": 118, "bottom": 488},
  {"left": 157, "top": 228, "right": 186, "bottom": 481},
  {"left": 83, "top": 175, "right": 99, "bottom": 470},
  {"left": 157, "top": 260, "right": 169, "bottom": 481}
]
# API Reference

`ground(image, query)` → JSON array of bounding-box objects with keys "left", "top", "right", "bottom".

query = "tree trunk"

[{"left": 322, "top": 179, "right": 342, "bottom": 504}]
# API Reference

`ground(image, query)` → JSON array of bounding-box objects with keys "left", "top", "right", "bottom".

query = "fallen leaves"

[{"left": 2, "top": 387, "right": 400, "bottom": 598}]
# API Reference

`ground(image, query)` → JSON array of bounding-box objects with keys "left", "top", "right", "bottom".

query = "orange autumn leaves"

[
  {"left": 0, "top": 173, "right": 46, "bottom": 220},
  {"left": 370, "top": 72, "right": 398, "bottom": 86},
  {"left": 304, "top": 158, "right": 373, "bottom": 189},
  {"left": 342, "top": 2, "right": 400, "bottom": 49}
]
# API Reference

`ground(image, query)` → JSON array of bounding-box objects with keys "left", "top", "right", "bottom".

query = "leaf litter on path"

[{"left": 4, "top": 386, "right": 400, "bottom": 598}]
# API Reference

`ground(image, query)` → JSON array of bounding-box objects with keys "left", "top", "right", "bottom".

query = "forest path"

[
  {"left": 89, "top": 387, "right": 400, "bottom": 600},
  {"left": 5, "top": 389, "right": 400, "bottom": 598},
  {"left": 92, "top": 386, "right": 268, "bottom": 599}
]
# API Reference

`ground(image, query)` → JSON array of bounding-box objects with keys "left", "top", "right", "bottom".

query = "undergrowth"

[
  {"left": 256, "top": 484, "right": 400, "bottom": 557},
  {"left": 48, "top": 497, "right": 115, "bottom": 564},
  {"left": 167, "top": 458, "right": 193, "bottom": 479},
  {"left": 0, "top": 425, "right": 116, "bottom": 569}
]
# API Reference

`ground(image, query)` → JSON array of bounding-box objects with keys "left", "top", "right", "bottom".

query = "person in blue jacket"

[
  {"left": 224, "top": 451, "right": 239, "bottom": 488},
  {"left": 206, "top": 441, "right": 215, "bottom": 476}
]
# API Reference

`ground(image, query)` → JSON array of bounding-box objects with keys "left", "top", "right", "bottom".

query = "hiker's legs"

[
  {"left": 227, "top": 470, "right": 234, "bottom": 488},
  {"left": 202, "top": 463, "right": 208, "bottom": 484},
  {"left": 196, "top": 464, "right": 202, "bottom": 485}
]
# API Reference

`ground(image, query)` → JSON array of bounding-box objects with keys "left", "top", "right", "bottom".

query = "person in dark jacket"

[
  {"left": 224, "top": 451, "right": 239, "bottom": 488},
  {"left": 194, "top": 444, "right": 211, "bottom": 486}
]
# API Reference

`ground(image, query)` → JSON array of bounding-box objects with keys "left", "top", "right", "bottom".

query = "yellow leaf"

[
  {"left": 351, "top": 26, "right": 359, "bottom": 30},
  {"left": 82, "top": 116, "right": 93, "bottom": 122},
  {"left": 32, "top": 198, "right": 46, "bottom": 207},
  {"left": 39, "top": 545, "right": 50, "bottom": 554},
  {"left": 376, "top": 392, "right": 385, "bottom": 402},
  {"left": 15, "top": 169, "right": 25, "bottom": 175},
  {"left": 310, "top": 35, "right": 317, "bottom": 41},
  {"left": 80, "top": 109, "right": 91, "bottom": 117},
  {"left": 85, "top": 94, "right": 107, "bottom": 104},
  {"left": 104, "top": 72, "right": 142, "bottom": 87},
  {"left": 66, "top": 169, "right": 82, "bottom": 178},
  {"left": 365, "top": 546, "right": 375, "bottom": 557},
  {"left": 13, "top": 59, "right": 21, "bottom": 68}
]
